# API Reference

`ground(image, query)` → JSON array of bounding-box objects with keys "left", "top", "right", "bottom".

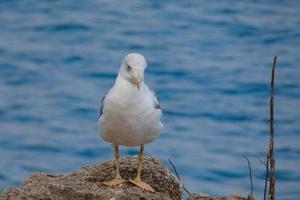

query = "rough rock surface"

[
  {"left": 0, "top": 156, "right": 248, "bottom": 200},
  {"left": 186, "top": 194, "right": 248, "bottom": 200},
  {"left": 0, "top": 156, "right": 182, "bottom": 200}
]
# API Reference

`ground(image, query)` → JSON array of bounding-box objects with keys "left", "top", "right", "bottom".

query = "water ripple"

[
  {"left": 33, "top": 23, "right": 91, "bottom": 32},
  {"left": 165, "top": 110, "right": 255, "bottom": 122},
  {"left": 0, "top": 1, "right": 299, "bottom": 199}
]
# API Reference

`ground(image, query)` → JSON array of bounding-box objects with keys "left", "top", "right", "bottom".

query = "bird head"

[{"left": 120, "top": 53, "right": 147, "bottom": 90}]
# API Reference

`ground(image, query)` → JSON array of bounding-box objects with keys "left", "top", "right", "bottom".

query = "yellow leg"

[
  {"left": 102, "top": 145, "right": 126, "bottom": 186},
  {"left": 129, "top": 145, "right": 155, "bottom": 192}
]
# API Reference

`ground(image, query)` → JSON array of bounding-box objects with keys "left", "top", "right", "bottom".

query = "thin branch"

[
  {"left": 268, "top": 56, "right": 277, "bottom": 200},
  {"left": 254, "top": 155, "right": 269, "bottom": 200},
  {"left": 255, "top": 156, "right": 266, "bottom": 167},
  {"left": 168, "top": 159, "right": 191, "bottom": 196},
  {"left": 264, "top": 155, "right": 269, "bottom": 200},
  {"left": 168, "top": 159, "right": 181, "bottom": 180},
  {"left": 243, "top": 156, "right": 253, "bottom": 200}
]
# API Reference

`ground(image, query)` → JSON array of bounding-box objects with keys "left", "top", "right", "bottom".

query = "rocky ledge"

[{"left": 0, "top": 156, "right": 247, "bottom": 200}]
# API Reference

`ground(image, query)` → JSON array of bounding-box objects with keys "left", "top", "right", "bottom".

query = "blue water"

[{"left": 0, "top": 1, "right": 299, "bottom": 199}]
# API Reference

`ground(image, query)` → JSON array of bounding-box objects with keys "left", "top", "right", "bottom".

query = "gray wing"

[
  {"left": 150, "top": 89, "right": 161, "bottom": 110},
  {"left": 99, "top": 91, "right": 108, "bottom": 117},
  {"left": 154, "top": 95, "right": 161, "bottom": 110}
]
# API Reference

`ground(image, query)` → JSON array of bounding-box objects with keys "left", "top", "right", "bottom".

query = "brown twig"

[
  {"left": 268, "top": 56, "right": 277, "bottom": 200},
  {"left": 243, "top": 156, "right": 253, "bottom": 200},
  {"left": 168, "top": 159, "right": 191, "bottom": 196}
]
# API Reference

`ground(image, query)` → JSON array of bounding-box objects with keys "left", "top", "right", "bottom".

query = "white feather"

[{"left": 99, "top": 54, "right": 163, "bottom": 147}]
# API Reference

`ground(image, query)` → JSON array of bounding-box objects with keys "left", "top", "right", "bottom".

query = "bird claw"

[
  {"left": 129, "top": 178, "right": 155, "bottom": 192},
  {"left": 102, "top": 176, "right": 126, "bottom": 186}
]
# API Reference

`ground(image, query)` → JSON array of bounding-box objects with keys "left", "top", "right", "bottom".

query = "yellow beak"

[{"left": 134, "top": 77, "right": 141, "bottom": 90}]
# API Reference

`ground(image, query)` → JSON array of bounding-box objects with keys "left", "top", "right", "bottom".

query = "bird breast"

[
  {"left": 104, "top": 90, "right": 159, "bottom": 127},
  {"left": 99, "top": 87, "right": 162, "bottom": 146}
]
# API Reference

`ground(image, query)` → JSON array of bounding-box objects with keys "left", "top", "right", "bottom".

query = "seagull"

[{"left": 98, "top": 53, "right": 163, "bottom": 192}]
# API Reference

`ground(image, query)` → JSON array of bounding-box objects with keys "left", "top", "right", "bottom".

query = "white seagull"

[{"left": 99, "top": 53, "right": 163, "bottom": 192}]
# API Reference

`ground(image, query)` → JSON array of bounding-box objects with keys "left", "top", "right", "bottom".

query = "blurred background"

[{"left": 0, "top": 0, "right": 299, "bottom": 199}]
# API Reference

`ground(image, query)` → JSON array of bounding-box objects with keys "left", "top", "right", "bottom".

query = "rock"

[
  {"left": 186, "top": 194, "right": 248, "bottom": 200},
  {"left": 0, "top": 156, "right": 249, "bottom": 200},
  {"left": 0, "top": 156, "right": 182, "bottom": 200}
]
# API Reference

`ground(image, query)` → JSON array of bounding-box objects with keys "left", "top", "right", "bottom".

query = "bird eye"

[{"left": 126, "top": 65, "right": 132, "bottom": 72}]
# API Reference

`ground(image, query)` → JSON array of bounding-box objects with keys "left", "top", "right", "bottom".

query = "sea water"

[{"left": 0, "top": 1, "right": 299, "bottom": 199}]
